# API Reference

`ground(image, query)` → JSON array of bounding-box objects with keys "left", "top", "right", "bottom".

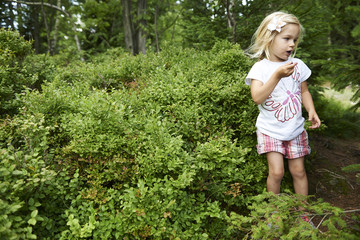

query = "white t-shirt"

[{"left": 245, "top": 58, "right": 311, "bottom": 141}]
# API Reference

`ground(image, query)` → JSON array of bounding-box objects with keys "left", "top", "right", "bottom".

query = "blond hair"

[{"left": 246, "top": 12, "right": 304, "bottom": 60}]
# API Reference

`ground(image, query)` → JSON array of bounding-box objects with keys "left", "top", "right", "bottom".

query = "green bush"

[
  {"left": 0, "top": 148, "right": 82, "bottom": 239},
  {"left": 21, "top": 54, "right": 58, "bottom": 90},
  {"left": 1, "top": 41, "right": 358, "bottom": 239},
  {"left": 230, "top": 192, "right": 358, "bottom": 239},
  {"left": 0, "top": 29, "right": 33, "bottom": 115}
]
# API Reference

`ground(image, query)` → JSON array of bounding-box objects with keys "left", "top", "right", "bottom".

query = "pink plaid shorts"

[{"left": 256, "top": 130, "right": 311, "bottom": 159}]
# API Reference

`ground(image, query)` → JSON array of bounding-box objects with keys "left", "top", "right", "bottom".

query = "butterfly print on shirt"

[{"left": 261, "top": 65, "right": 302, "bottom": 123}]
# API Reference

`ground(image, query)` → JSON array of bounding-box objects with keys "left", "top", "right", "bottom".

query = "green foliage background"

[
  {"left": 1, "top": 0, "right": 359, "bottom": 106},
  {"left": 0, "top": 29, "right": 33, "bottom": 115},
  {"left": 0, "top": 29, "right": 359, "bottom": 239}
]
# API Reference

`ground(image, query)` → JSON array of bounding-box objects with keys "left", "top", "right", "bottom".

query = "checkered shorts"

[{"left": 256, "top": 130, "right": 311, "bottom": 159}]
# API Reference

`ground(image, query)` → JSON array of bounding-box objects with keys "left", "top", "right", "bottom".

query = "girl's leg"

[
  {"left": 266, "top": 152, "right": 284, "bottom": 194},
  {"left": 289, "top": 157, "right": 315, "bottom": 227},
  {"left": 288, "top": 157, "right": 308, "bottom": 195}
]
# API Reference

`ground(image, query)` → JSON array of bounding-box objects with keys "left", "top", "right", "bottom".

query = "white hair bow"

[{"left": 267, "top": 17, "right": 286, "bottom": 33}]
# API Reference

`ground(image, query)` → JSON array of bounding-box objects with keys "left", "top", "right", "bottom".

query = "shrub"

[
  {"left": 315, "top": 94, "right": 360, "bottom": 139},
  {"left": 21, "top": 54, "right": 59, "bottom": 90},
  {"left": 1, "top": 41, "right": 358, "bottom": 239},
  {"left": 0, "top": 29, "right": 33, "bottom": 115},
  {"left": 0, "top": 148, "right": 82, "bottom": 239},
  {"left": 229, "top": 192, "right": 359, "bottom": 239}
]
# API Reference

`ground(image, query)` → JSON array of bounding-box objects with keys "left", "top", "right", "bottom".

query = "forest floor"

[{"left": 307, "top": 133, "right": 360, "bottom": 232}]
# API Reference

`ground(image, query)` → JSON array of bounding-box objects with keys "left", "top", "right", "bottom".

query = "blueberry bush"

[{"left": 0, "top": 30, "right": 358, "bottom": 239}]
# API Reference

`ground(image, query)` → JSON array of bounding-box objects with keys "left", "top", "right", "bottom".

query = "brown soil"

[{"left": 307, "top": 133, "right": 360, "bottom": 231}]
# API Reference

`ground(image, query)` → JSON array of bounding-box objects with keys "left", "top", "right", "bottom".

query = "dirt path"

[{"left": 307, "top": 133, "right": 360, "bottom": 230}]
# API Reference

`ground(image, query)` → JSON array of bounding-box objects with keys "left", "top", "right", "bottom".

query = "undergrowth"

[
  {"left": 0, "top": 29, "right": 358, "bottom": 239},
  {"left": 315, "top": 91, "right": 360, "bottom": 140}
]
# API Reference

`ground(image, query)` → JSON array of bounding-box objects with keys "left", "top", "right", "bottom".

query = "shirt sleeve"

[
  {"left": 298, "top": 59, "right": 311, "bottom": 82},
  {"left": 245, "top": 62, "right": 264, "bottom": 85}
]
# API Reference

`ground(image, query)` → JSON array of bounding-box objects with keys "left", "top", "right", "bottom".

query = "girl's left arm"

[{"left": 301, "top": 81, "right": 321, "bottom": 129}]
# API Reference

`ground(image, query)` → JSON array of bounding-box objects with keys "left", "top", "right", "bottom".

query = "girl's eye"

[{"left": 284, "top": 38, "right": 289, "bottom": 40}]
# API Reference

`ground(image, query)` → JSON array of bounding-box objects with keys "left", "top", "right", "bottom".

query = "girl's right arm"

[{"left": 250, "top": 62, "right": 297, "bottom": 105}]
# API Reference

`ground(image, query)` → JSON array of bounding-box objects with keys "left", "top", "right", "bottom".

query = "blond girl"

[{"left": 245, "top": 12, "right": 320, "bottom": 209}]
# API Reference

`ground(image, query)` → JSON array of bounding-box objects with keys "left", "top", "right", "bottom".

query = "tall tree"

[
  {"left": 122, "top": 0, "right": 147, "bottom": 55},
  {"left": 137, "top": 0, "right": 147, "bottom": 54},
  {"left": 223, "top": 0, "right": 237, "bottom": 43},
  {"left": 0, "top": 2, "right": 16, "bottom": 29},
  {"left": 316, "top": 0, "right": 360, "bottom": 109},
  {"left": 3, "top": 0, "right": 83, "bottom": 56},
  {"left": 41, "top": 0, "right": 52, "bottom": 54},
  {"left": 179, "top": 0, "right": 228, "bottom": 50},
  {"left": 147, "top": 0, "right": 181, "bottom": 51},
  {"left": 51, "top": 0, "right": 62, "bottom": 54},
  {"left": 30, "top": 4, "right": 42, "bottom": 53}
]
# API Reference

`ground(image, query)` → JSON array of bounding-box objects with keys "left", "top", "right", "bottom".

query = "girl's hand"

[
  {"left": 250, "top": 62, "right": 298, "bottom": 105},
  {"left": 275, "top": 62, "right": 298, "bottom": 79},
  {"left": 308, "top": 111, "right": 321, "bottom": 129}
]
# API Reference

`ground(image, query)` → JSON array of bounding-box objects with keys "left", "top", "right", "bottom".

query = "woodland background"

[
  {"left": 1, "top": 0, "right": 359, "bottom": 108},
  {"left": 0, "top": 0, "right": 360, "bottom": 107},
  {"left": 0, "top": 0, "right": 359, "bottom": 239}
]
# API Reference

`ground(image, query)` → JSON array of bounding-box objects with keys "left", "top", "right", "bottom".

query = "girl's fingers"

[
  {"left": 289, "top": 62, "right": 297, "bottom": 68},
  {"left": 308, "top": 116, "right": 321, "bottom": 129},
  {"left": 278, "top": 62, "right": 298, "bottom": 78}
]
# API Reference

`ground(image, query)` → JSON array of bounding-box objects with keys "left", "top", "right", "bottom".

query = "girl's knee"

[
  {"left": 290, "top": 167, "right": 306, "bottom": 179},
  {"left": 269, "top": 169, "right": 284, "bottom": 180},
  {"left": 288, "top": 157, "right": 306, "bottom": 178}
]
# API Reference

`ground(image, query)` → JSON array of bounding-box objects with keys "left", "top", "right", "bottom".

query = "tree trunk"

[
  {"left": 122, "top": 0, "right": 136, "bottom": 54},
  {"left": 137, "top": 0, "right": 147, "bottom": 54},
  {"left": 5, "top": 0, "right": 83, "bottom": 59},
  {"left": 30, "top": 6, "right": 41, "bottom": 53},
  {"left": 41, "top": 0, "right": 52, "bottom": 54},
  {"left": 224, "top": 0, "right": 236, "bottom": 43},
  {"left": 52, "top": 0, "right": 61, "bottom": 54},
  {"left": 122, "top": 0, "right": 148, "bottom": 55},
  {"left": 154, "top": 3, "right": 160, "bottom": 52},
  {"left": 17, "top": 2, "right": 25, "bottom": 36},
  {"left": 8, "top": 3, "right": 16, "bottom": 29}
]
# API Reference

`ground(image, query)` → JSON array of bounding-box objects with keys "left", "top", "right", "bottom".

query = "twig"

[
  {"left": 303, "top": 208, "right": 360, "bottom": 217},
  {"left": 316, "top": 213, "right": 329, "bottom": 229},
  {"left": 342, "top": 209, "right": 360, "bottom": 214}
]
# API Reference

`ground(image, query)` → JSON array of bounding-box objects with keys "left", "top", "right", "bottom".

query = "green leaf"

[
  {"left": 31, "top": 209, "right": 38, "bottom": 218},
  {"left": 12, "top": 170, "right": 23, "bottom": 175},
  {"left": 28, "top": 218, "right": 36, "bottom": 225},
  {"left": 28, "top": 198, "right": 35, "bottom": 206}
]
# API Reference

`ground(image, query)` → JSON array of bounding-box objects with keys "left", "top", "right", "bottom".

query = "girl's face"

[{"left": 268, "top": 24, "right": 300, "bottom": 62}]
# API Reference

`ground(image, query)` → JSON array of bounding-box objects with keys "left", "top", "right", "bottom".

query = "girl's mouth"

[{"left": 286, "top": 51, "right": 292, "bottom": 56}]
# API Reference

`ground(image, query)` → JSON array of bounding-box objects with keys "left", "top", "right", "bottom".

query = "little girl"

[{"left": 245, "top": 12, "right": 321, "bottom": 198}]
